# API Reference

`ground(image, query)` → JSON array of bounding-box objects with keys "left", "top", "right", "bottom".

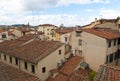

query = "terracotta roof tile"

[
  {"left": 0, "top": 34, "right": 37, "bottom": 53},
  {"left": 7, "top": 40, "right": 63, "bottom": 64},
  {"left": 60, "top": 56, "right": 83, "bottom": 75},
  {"left": 0, "top": 35, "right": 63, "bottom": 64},
  {"left": 55, "top": 29, "right": 73, "bottom": 34},
  {"left": 0, "top": 61, "right": 40, "bottom": 81},
  {"left": 46, "top": 56, "right": 91, "bottom": 81},
  {"left": 82, "top": 28, "right": 120, "bottom": 39},
  {"left": 94, "top": 64, "right": 120, "bottom": 81},
  {"left": 0, "top": 30, "right": 6, "bottom": 33}
]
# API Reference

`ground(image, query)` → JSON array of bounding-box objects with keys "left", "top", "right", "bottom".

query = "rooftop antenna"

[
  {"left": 100, "top": 15, "right": 102, "bottom": 19},
  {"left": 38, "top": 11, "right": 40, "bottom": 25},
  {"left": 32, "top": 10, "right": 35, "bottom": 26}
]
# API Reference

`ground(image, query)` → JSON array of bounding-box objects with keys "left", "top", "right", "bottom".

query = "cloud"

[
  {"left": 99, "top": 8, "right": 120, "bottom": 18},
  {"left": 23, "top": 0, "right": 110, "bottom": 11},
  {"left": 57, "top": 0, "right": 110, "bottom": 6},
  {"left": 84, "top": 9, "right": 94, "bottom": 12},
  {"left": 25, "top": 14, "right": 84, "bottom": 26}
]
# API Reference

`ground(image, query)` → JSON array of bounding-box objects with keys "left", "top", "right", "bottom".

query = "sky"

[{"left": 0, "top": 0, "right": 120, "bottom": 26}]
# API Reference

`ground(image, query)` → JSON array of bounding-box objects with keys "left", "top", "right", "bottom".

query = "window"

[
  {"left": 31, "top": 65, "right": 35, "bottom": 73},
  {"left": 106, "top": 55, "right": 109, "bottom": 64},
  {"left": 0, "top": 54, "right": 1, "bottom": 58},
  {"left": 109, "top": 54, "right": 113, "bottom": 63},
  {"left": 117, "top": 50, "right": 120, "bottom": 58},
  {"left": 4, "top": 55, "right": 6, "bottom": 61},
  {"left": 114, "top": 52, "right": 118, "bottom": 60},
  {"left": 118, "top": 38, "right": 120, "bottom": 45},
  {"left": 59, "top": 50, "right": 61, "bottom": 55},
  {"left": 15, "top": 58, "right": 18, "bottom": 65},
  {"left": 2, "top": 34, "right": 6, "bottom": 38},
  {"left": 78, "top": 39, "right": 82, "bottom": 45},
  {"left": 65, "top": 37, "right": 67, "bottom": 42},
  {"left": 108, "top": 40, "right": 111, "bottom": 47},
  {"left": 118, "top": 24, "right": 120, "bottom": 28},
  {"left": 76, "top": 31, "right": 81, "bottom": 37},
  {"left": 47, "top": 33, "right": 49, "bottom": 35},
  {"left": 10, "top": 56, "right": 12, "bottom": 63},
  {"left": 114, "top": 39, "right": 116, "bottom": 46},
  {"left": 42, "top": 67, "right": 46, "bottom": 73},
  {"left": 47, "top": 29, "right": 49, "bottom": 31},
  {"left": 24, "top": 62, "right": 27, "bottom": 69}
]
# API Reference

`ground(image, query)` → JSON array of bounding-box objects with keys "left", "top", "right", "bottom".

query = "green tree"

[{"left": 88, "top": 71, "right": 96, "bottom": 81}]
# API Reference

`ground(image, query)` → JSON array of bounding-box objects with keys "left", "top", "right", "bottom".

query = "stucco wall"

[{"left": 37, "top": 44, "right": 65, "bottom": 81}]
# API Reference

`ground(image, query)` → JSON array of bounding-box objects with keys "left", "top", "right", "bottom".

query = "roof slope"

[
  {"left": 55, "top": 29, "right": 73, "bottom": 34},
  {"left": 7, "top": 40, "right": 63, "bottom": 64},
  {"left": 60, "top": 56, "right": 83, "bottom": 75},
  {"left": 0, "top": 34, "right": 63, "bottom": 64},
  {"left": 82, "top": 28, "right": 120, "bottom": 39},
  {"left": 0, "top": 61, "right": 40, "bottom": 81},
  {"left": 0, "top": 34, "right": 37, "bottom": 52},
  {"left": 46, "top": 56, "right": 92, "bottom": 81},
  {"left": 94, "top": 64, "right": 120, "bottom": 81}
]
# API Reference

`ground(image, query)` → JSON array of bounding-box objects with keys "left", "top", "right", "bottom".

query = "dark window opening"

[
  {"left": 106, "top": 55, "right": 109, "bottom": 64},
  {"left": 31, "top": 65, "right": 35, "bottom": 73},
  {"left": 2, "top": 34, "right": 7, "bottom": 38},
  {"left": 24, "top": 62, "right": 27, "bottom": 69},
  {"left": 15, "top": 58, "right": 18, "bottom": 65},
  {"left": 109, "top": 54, "right": 113, "bottom": 63},
  {"left": 76, "top": 31, "right": 81, "bottom": 37},
  {"left": 65, "top": 37, "right": 67, "bottom": 42},
  {"left": 4, "top": 55, "right": 6, "bottom": 61},
  {"left": 114, "top": 39, "right": 116, "bottom": 46},
  {"left": 59, "top": 50, "right": 61, "bottom": 55},
  {"left": 108, "top": 40, "right": 111, "bottom": 47},
  {"left": 115, "top": 52, "right": 118, "bottom": 60},
  {"left": 118, "top": 38, "right": 120, "bottom": 44},
  {"left": 10, "top": 56, "right": 12, "bottom": 63},
  {"left": 42, "top": 67, "right": 46, "bottom": 73}
]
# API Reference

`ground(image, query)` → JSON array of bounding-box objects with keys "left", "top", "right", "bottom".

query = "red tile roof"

[
  {"left": 0, "top": 30, "right": 6, "bottom": 33},
  {"left": 60, "top": 56, "right": 83, "bottom": 75},
  {"left": 82, "top": 28, "right": 120, "bottom": 39},
  {"left": 0, "top": 61, "right": 40, "bottom": 81},
  {"left": 0, "top": 35, "right": 63, "bottom": 64},
  {"left": 0, "top": 34, "right": 37, "bottom": 53},
  {"left": 8, "top": 40, "right": 63, "bottom": 64},
  {"left": 16, "top": 28, "right": 33, "bottom": 32},
  {"left": 46, "top": 56, "right": 91, "bottom": 81},
  {"left": 94, "top": 64, "right": 120, "bottom": 81},
  {"left": 55, "top": 29, "right": 74, "bottom": 34}
]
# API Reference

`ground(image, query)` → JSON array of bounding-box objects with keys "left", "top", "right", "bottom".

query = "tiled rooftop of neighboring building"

[
  {"left": 0, "top": 61, "right": 40, "bottom": 81},
  {"left": 55, "top": 28, "right": 74, "bottom": 34},
  {"left": 0, "top": 30, "right": 6, "bottom": 33},
  {"left": 0, "top": 34, "right": 37, "bottom": 52},
  {"left": 82, "top": 28, "right": 120, "bottom": 39},
  {"left": 0, "top": 34, "right": 63, "bottom": 64},
  {"left": 15, "top": 27, "right": 34, "bottom": 32},
  {"left": 94, "top": 64, "right": 120, "bottom": 81},
  {"left": 46, "top": 56, "right": 92, "bottom": 81},
  {"left": 60, "top": 56, "right": 83, "bottom": 75},
  {"left": 7, "top": 40, "right": 63, "bottom": 64}
]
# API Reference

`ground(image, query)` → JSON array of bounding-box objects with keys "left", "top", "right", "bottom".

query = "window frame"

[
  {"left": 42, "top": 67, "right": 46, "bottom": 73},
  {"left": 31, "top": 65, "right": 35, "bottom": 73}
]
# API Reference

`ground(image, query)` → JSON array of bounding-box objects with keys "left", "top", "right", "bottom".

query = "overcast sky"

[{"left": 0, "top": 0, "right": 120, "bottom": 26}]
